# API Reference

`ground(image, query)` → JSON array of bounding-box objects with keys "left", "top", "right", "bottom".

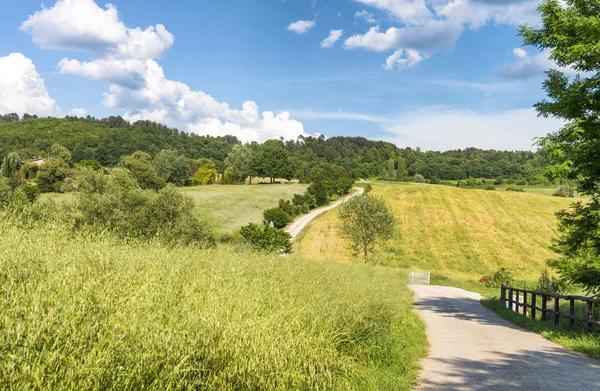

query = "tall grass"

[{"left": 0, "top": 217, "right": 426, "bottom": 390}]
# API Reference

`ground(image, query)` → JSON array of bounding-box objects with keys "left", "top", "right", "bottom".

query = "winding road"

[
  {"left": 284, "top": 187, "right": 364, "bottom": 240},
  {"left": 410, "top": 285, "right": 600, "bottom": 391}
]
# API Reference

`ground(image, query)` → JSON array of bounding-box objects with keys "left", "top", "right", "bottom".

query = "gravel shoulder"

[
  {"left": 410, "top": 284, "right": 600, "bottom": 391},
  {"left": 284, "top": 187, "right": 364, "bottom": 240}
]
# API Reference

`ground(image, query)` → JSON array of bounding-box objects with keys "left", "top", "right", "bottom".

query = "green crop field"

[
  {"left": 0, "top": 216, "right": 426, "bottom": 390},
  {"left": 299, "top": 183, "right": 575, "bottom": 281}
]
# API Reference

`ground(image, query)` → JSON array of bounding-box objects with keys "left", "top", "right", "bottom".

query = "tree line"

[{"left": 0, "top": 116, "right": 548, "bottom": 185}]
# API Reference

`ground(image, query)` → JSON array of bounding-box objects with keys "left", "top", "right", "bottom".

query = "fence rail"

[
  {"left": 410, "top": 271, "right": 430, "bottom": 285},
  {"left": 500, "top": 284, "right": 600, "bottom": 333}
]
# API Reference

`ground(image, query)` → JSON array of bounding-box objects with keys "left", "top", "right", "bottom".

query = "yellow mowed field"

[{"left": 298, "top": 183, "right": 575, "bottom": 280}]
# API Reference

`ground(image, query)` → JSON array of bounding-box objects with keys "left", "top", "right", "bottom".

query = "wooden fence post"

[
  {"left": 554, "top": 297, "right": 560, "bottom": 327},
  {"left": 523, "top": 291, "right": 528, "bottom": 316},
  {"left": 531, "top": 293, "right": 537, "bottom": 320},
  {"left": 509, "top": 287, "right": 514, "bottom": 312},
  {"left": 541, "top": 293, "right": 547, "bottom": 322},
  {"left": 570, "top": 299, "right": 575, "bottom": 331},
  {"left": 587, "top": 302, "right": 594, "bottom": 334},
  {"left": 501, "top": 284, "right": 506, "bottom": 307}
]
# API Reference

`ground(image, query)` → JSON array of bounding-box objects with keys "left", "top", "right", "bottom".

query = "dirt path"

[
  {"left": 410, "top": 285, "right": 600, "bottom": 391},
  {"left": 284, "top": 187, "right": 364, "bottom": 240}
]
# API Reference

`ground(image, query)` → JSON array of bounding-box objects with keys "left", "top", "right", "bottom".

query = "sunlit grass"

[
  {"left": 0, "top": 217, "right": 426, "bottom": 390},
  {"left": 299, "top": 183, "right": 574, "bottom": 281}
]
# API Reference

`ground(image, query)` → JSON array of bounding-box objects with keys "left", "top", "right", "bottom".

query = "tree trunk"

[{"left": 363, "top": 244, "right": 368, "bottom": 263}]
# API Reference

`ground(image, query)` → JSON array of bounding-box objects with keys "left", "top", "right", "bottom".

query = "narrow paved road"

[
  {"left": 410, "top": 285, "right": 600, "bottom": 391},
  {"left": 284, "top": 187, "right": 364, "bottom": 240}
]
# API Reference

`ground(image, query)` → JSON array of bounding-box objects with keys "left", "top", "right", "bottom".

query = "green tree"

[
  {"left": 193, "top": 158, "right": 218, "bottom": 185},
  {"left": 225, "top": 145, "right": 253, "bottom": 184},
  {"left": 153, "top": 149, "right": 188, "bottom": 186},
  {"left": 1, "top": 152, "right": 22, "bottom": 179},
  {"left": 261, "top": 147, "right": 293, "bottom": 183},
  {"left": 50, "top": 144, "right": 73, "bottom": 166},
  {"left": 120, "top": 151, "right": 166, "bottom": 191},
  {"left": 522, "top": 0, "right": 600, "bottom": 295},
  {"left": 338, "top": 195, "right": 395, "bottom": 261}
]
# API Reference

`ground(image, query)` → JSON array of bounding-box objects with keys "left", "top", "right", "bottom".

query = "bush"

[
  {"left": 479, "top": 275, "right": 490, "bottom": 284},
  {"left": 484, "top": 186, "right": 496, "bottom": 191},
  {"left": 412, "top": 174, "right": 426, "bottom": 183},
  {"left": 536, "top": 268, "right": 563, "bottom": 294},
  {"left": 505, "top": 187, "right": 525, "bottom": 193},
  {"left": 263, "top": 207, "right": 292, "bottom": 229},
  {"left": 516, "top": 179, "right": 527, "bottom": 186},
  {"left": 74, "top": 169, "right": 215, "bottom": 247},
  {"left": 308, "top": 181, "right": 329, "bottom": 206},
  {"left": 292, "top": 193, "right": 317, "bottom": 210},
  {"left": 494, "top": 176, "right": 504, "bottom": 185},
  {"left": 364, "top": 183, "right": 372, "bottom": 193},
  {"left": 278, "top": 199, "right": 296, "bottom": 217},
  {"left": 485, "top": 267, "right": 514, "bottom": 288},
  {"left": 553, "top": 186, "right": 574, "bottom": 198},
  {"left": 240, "top": 223, "right": 292, "bottom": 253}
]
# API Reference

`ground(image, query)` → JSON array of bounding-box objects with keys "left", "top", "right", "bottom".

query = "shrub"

[
  {"left": 77, "top": 159, "right": 103, "bottom": 171},
  {"left": 412, "top": 174, "right": 426, "bottom": 183},
  {"left": 536, "top": 268, "right": 563, "bottom": 294},
  {"left": 74, "top": 169, "right": 215, "bottom": 247},
  {"left": 479, "top": 275, "right": 490, "bottom": 284},
  {"left": 485, "top": 267, "right": 514, "bottom": 288},
  {"left": 278, "top": 199, "right": 296, "bottom": 217},
  {"left": 263, "top": 207, "right": 292, "bottom": 229},
  {"left": 292, "top": 193, "right": 317, "bottom": 210},
  {"left": 516, "top": 179, "right": 527, "bottom": 186},
  {"left": 429, "top": 177, "right": 440, "bottom": 184},
  {"left": 308, "top": 181, "right": 329, "bottom": 206},
  {"left": 553, "top": 186, "right": 574, "bottom": 198},
  {"left": 505, "top": 187, "right": 525, "bottom": 193},
  {"left": 484, "top": 186, "right": 496, "bottom": 191},
  {"left": 364, "top": 183, "right": 372, "bottom": 193},
  {"left": 19, "top": 184, "right": 41, "bottom": 203},
  {"left": 494, "top": 176, "right": 504, "bottom": 185},
  {"left": 240, "top": 223, "right": 292, "bottom": 253}
]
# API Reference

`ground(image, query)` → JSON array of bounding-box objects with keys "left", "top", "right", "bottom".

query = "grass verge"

[
  {"left": 482, "top": 296, "right": 600, "bottom": 360},
  {"left": 0, "top": 218, "right": 426, "bottom": 390}
]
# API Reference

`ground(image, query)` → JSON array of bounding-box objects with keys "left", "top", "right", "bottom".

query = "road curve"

[
  {"left": 410, "top": 284, "right": 600, "bottom": 391},
  {"left": 284, "top": 187, "right": 364, "bottom": 240}
]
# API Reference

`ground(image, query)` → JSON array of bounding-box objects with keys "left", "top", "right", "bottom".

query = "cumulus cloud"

[
  {"left": 287, "top": 20, "right": 316, "bottom": 34},
  {"left": 321, "top": 29, "right": 344, "bottom": 48},
  {"left": 0, "top": 53, "right": 59, "bottom": 117},
  {"left": 69, "top": 108, "right": 88, "bottom": 117},
  {"left": 345, "top": 0, "right": 542, "bottom": 70},
  {"left": 22, "top": 0, "right": 306, "bottom": 142},
  {"left": 495, "top": 48, "right": 576, "bottom": 79},
  {"left": 383, "top": 49, "right": 427, "bottom": 70}
]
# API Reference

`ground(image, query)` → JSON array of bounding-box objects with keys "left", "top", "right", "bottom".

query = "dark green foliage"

[
  {"left": 1, "top": 152, "right": 21, "bottom": 179},
  {"left": 278, "top": 199, "right": 296, "bottom": 217},
  {"left": 74, "top": 169, "right": 215, "bottom": 248},
  {"left": 152, "top": 149, "right": 189, "bottom": 186},
  {"left": 553, "top": 185, "right": 574, "bottom": 198},
  {"left": 263, "top": 207, "right": 292, "bottom": 229},
  {"left": 516, "top": 179, "right": 527, "bottom": 186},
  {"left": 484, "top": 186, "right": 496, "bottom": 191},
  {"left": 19, "top": 184, "right": 41, "bottom": 203},
  {"left": 505, "top": 187, "right": 525, "bottom": 193},
  {"left": 412, "top": 174, "right": 426, "bottom": 183},
  {"left": 364, "top": 184, "right": 372, "bottom": 194},
  {"left": 308, "top": 181, "right": 329, "bottom": 206},
  {"left": 292, "top": 193, "right": 317, "bottom": 210},
  {"left": 338, "top": 195, "right": 396, "bottom": 260},
  {"left": 485, "top": 268, "right": 514, "bottom": 288},
  {"left": 537, "top": 269, "right": 563, "bottom": 295},
  {"left": 240, "top": 223, "right": 292, "bottom": 253},
  {"left": 36, "top": 158, "right": 70, "bottom": 193},
  {"left": 494, "top": 176, "right": 504, "bottom": 185},
  {"left": 120, "top": 151, "right": 166, "bottom": 191},
  {"left": 77, "top": 159, "right": 103, "bottom": 171},
  {"left": 522, "top": 1, "right": 600, "bottom": 294}
]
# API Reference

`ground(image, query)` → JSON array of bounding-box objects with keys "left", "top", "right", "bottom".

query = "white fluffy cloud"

[
  {"left": 69, "top": 108, "right": 88, "bottom": 117},
  {"left": 321, "top": 29, "right": 344, "bottom": 48},
  {"left": 0, "top": 53, "right": 59, "bottom": 117},
  {"left": 346, "top": 0, "right": 542, "bottom": 71},
  {"left": 354, "top": 9, "right": 377, "bottom": 24},
  {"left": 383, "top": 49, "right": 427, "bottom": 70},
  {"left": 22, "top": 0, "right": 306, "bottom": 143},
  {"left": 287, "top": 20, "right": 316, "bottom": 34}
]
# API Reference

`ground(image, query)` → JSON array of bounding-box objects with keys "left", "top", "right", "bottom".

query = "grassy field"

[
  {"left": 180, "top": 184, "right": 308, "bottom": 235},
  {"left": 299, "top": 182, "right": 575, "bottom": 281},
  {"left": 0, "top": 217, "right": 426, "bottom": 390}
]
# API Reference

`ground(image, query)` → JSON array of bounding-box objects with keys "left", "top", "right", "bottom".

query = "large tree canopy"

[{"left": 523, "top": 0, "right": 600, "bottom": 294}]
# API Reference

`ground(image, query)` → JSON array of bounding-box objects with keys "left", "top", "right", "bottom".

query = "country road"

[
  {"left": 410, "top": 285, "right": 600, "bottom": 391},
  {"left": 284, "top": 187, "right": 364, "bottom": 240}
]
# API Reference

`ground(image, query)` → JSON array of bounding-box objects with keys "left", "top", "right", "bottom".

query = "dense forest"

[{"left": 0, "top": 114, "right": 547, "bottom": 183}]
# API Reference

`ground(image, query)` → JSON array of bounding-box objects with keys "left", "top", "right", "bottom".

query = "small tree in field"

[{"left": 338, "top": 195, "right": 395, "bottom": 261}]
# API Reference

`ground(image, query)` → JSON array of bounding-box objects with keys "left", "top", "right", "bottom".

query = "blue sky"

[{"left": 0, "top": 0, "right": 567, "bottom": 150}]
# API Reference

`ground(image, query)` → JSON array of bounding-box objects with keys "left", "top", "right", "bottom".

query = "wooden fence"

[{"left": 500, "top": 284, "right": 600, "bottom": 333}]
